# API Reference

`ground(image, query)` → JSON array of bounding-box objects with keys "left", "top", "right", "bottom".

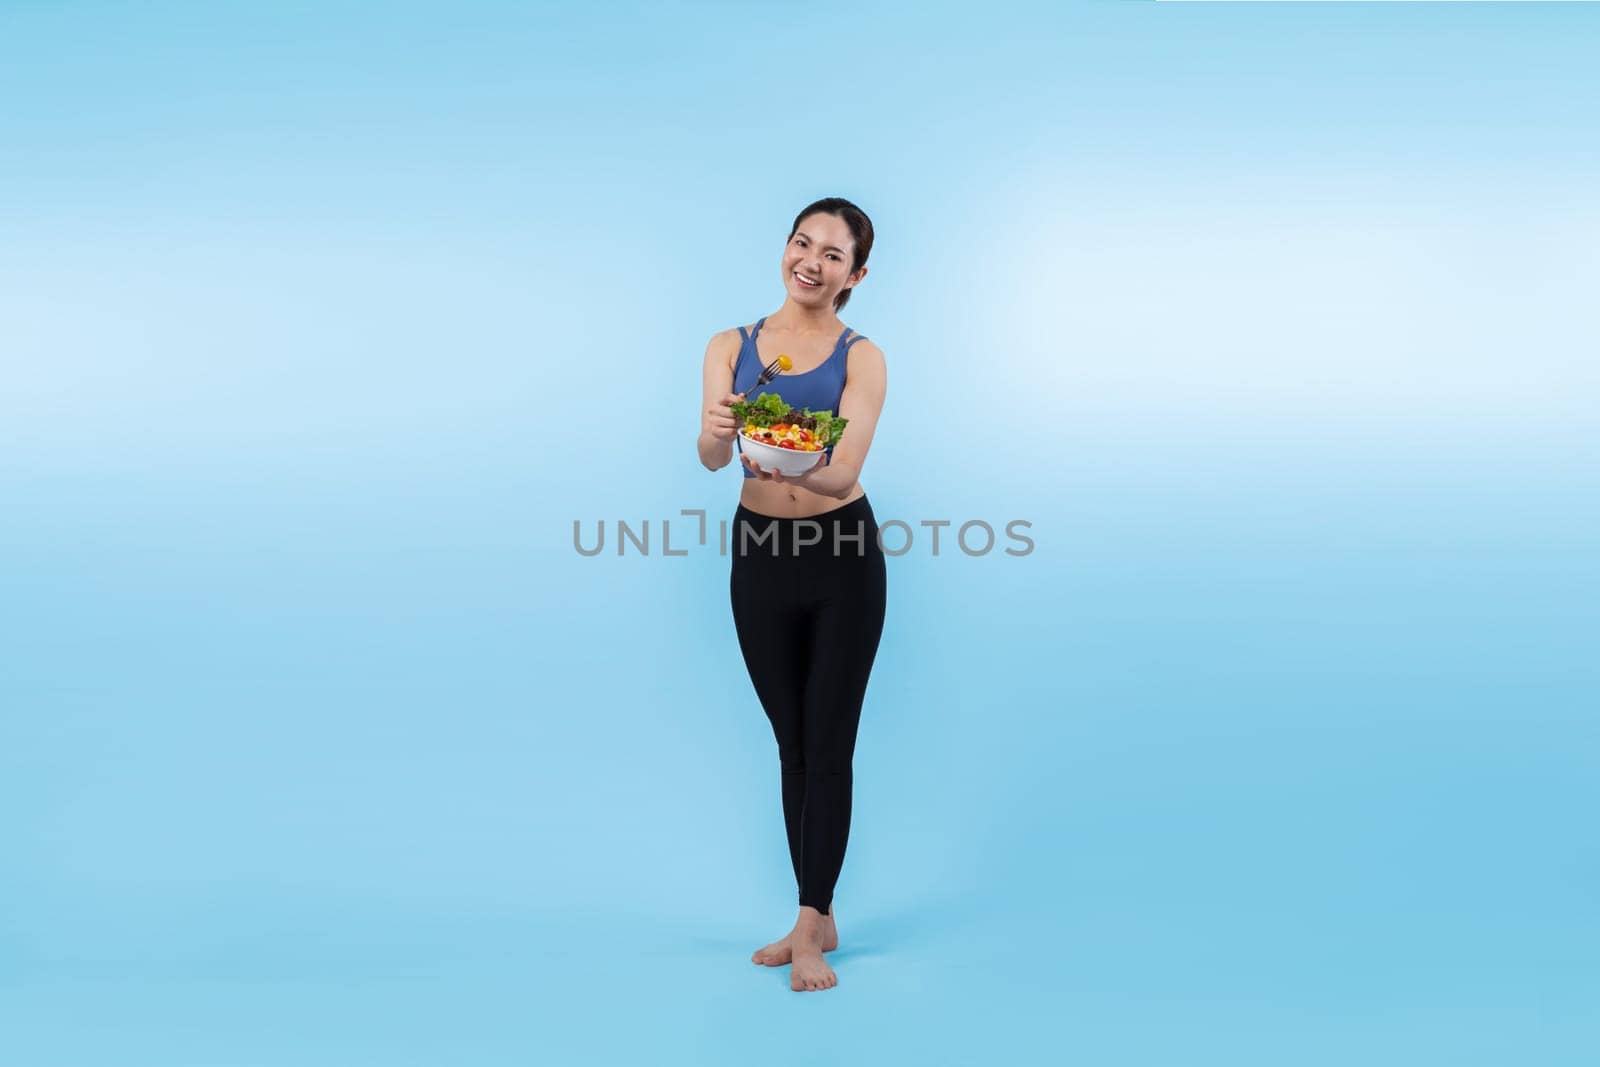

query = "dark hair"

[{"left": 788, "top": 197, "right": 874, "bottom": 311}]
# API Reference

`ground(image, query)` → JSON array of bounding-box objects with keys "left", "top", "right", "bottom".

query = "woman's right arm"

[{"left": 697, "top": 329, "right": 745, "bottom": 471}]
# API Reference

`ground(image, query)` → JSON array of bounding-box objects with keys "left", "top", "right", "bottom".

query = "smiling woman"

[
  {"left": 693, "top": 196, "right": 890, "bottom": 994},
  {"left": 697, "top": 199, "right": 886, "bottom": 515}
]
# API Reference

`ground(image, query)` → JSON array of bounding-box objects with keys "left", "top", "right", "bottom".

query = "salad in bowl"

[{"left": 729, "top": 392, "right": 849, "bottom": 477}]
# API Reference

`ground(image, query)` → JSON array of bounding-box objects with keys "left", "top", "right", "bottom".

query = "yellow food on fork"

[{"left": 747, "top": 352, "right": 793, "bottom": 393}]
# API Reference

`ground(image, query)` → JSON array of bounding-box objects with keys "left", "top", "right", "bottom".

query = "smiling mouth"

[{"left": 793, "top": 271, "right": 821, "bottom": 289}]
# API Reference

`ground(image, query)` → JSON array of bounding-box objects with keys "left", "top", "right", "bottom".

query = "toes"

[{"left": 754, "top": 943, "right": 792, "bottom": 966}]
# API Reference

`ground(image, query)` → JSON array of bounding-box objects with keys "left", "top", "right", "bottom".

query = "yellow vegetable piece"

[{"left": 776, "top": 354, "right": 793, "bottom": 371}]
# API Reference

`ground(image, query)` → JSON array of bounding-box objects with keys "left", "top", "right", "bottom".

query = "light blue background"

[{"left": 2, "top": 1, "right": 1596, "bottom": 1064}]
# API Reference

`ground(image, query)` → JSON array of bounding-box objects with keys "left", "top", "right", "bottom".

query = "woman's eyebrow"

[{"left": 796, "top": 230, "right": 847, "bottom": 256}]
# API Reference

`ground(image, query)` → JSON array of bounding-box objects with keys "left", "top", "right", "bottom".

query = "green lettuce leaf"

[{"left": 729, "top": 391, "right": 848, "bottom": 447}]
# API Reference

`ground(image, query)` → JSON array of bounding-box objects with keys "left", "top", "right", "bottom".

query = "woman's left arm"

[{"left": 743, "top": 340, "right": 887, "bottom": 499}]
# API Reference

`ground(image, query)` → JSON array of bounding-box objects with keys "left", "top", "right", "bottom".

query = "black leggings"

[{"left": 729, "top": 494, "right": 888, "bottom": 917}]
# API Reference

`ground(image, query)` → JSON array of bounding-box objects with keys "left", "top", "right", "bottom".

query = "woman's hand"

[{"left": 703, "top": 391, "right": 746, "bottom": 442}]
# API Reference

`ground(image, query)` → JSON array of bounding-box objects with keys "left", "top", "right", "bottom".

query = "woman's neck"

[{"left": 766, "top": 299, "right": 842, "bottom": 336}]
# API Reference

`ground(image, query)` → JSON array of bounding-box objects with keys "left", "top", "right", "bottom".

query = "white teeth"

[{"left": 795, "top": 272, "right": 820, "bottom": 286}]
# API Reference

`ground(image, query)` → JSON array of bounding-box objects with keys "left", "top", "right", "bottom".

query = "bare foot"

[
  {"left": 789, "top": 922, "right": 836, "bottom": 992},
  {"left": 751, "top": 909, "right": 839, "bottom": 966}
]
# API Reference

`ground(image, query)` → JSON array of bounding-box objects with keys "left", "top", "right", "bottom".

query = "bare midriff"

[{"left": 739, "top": 477, "right": 866, "bottom": 519}]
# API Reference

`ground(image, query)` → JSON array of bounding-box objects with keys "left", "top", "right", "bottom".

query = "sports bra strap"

[{"left": 740, "top": 319, "right": 863, "bottom": 367}]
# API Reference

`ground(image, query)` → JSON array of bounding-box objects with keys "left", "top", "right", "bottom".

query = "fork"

[{"left": 743, "top": 353, "right": 792, "bottom": 397}]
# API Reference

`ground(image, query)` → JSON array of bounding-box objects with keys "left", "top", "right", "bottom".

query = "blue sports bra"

[{"left": 732, "top": 316, "right": 867, "bottom": 478}]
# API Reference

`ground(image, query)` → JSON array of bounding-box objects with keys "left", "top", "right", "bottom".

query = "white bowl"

[{"left": 739, "top": 432, "right": 827, "bottom": 476}]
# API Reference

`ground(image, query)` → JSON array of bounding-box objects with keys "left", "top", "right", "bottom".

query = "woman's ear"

[{"left": 846, "top": 265, "right": 868, "bottom": 292}]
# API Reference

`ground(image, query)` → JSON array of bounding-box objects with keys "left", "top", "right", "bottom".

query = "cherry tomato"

[{"left": 779, "top": 440, "right": 798, "bottom": 450}]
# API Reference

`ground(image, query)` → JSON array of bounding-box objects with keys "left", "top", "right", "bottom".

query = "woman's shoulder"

[
  {"left": 709, "top": 322, "right": 758, "bottom": 346},
  {"left": 842, "top": 333, "right": 885, "bottom": 393},
  {"left": 846, "top": 333, "right": 884, "bottom": 362},
  {"left": 705, "top": 326, "right": 746, "bottom": 376}
]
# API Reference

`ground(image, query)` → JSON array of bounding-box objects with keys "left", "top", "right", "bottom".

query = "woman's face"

[{"left": 781, "top": 212, "right": 865, "bottom": 310}]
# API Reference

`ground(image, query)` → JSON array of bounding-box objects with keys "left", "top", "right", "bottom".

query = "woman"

[{"left": 696, "top": 197, "right": 889, "bottom": 993}]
